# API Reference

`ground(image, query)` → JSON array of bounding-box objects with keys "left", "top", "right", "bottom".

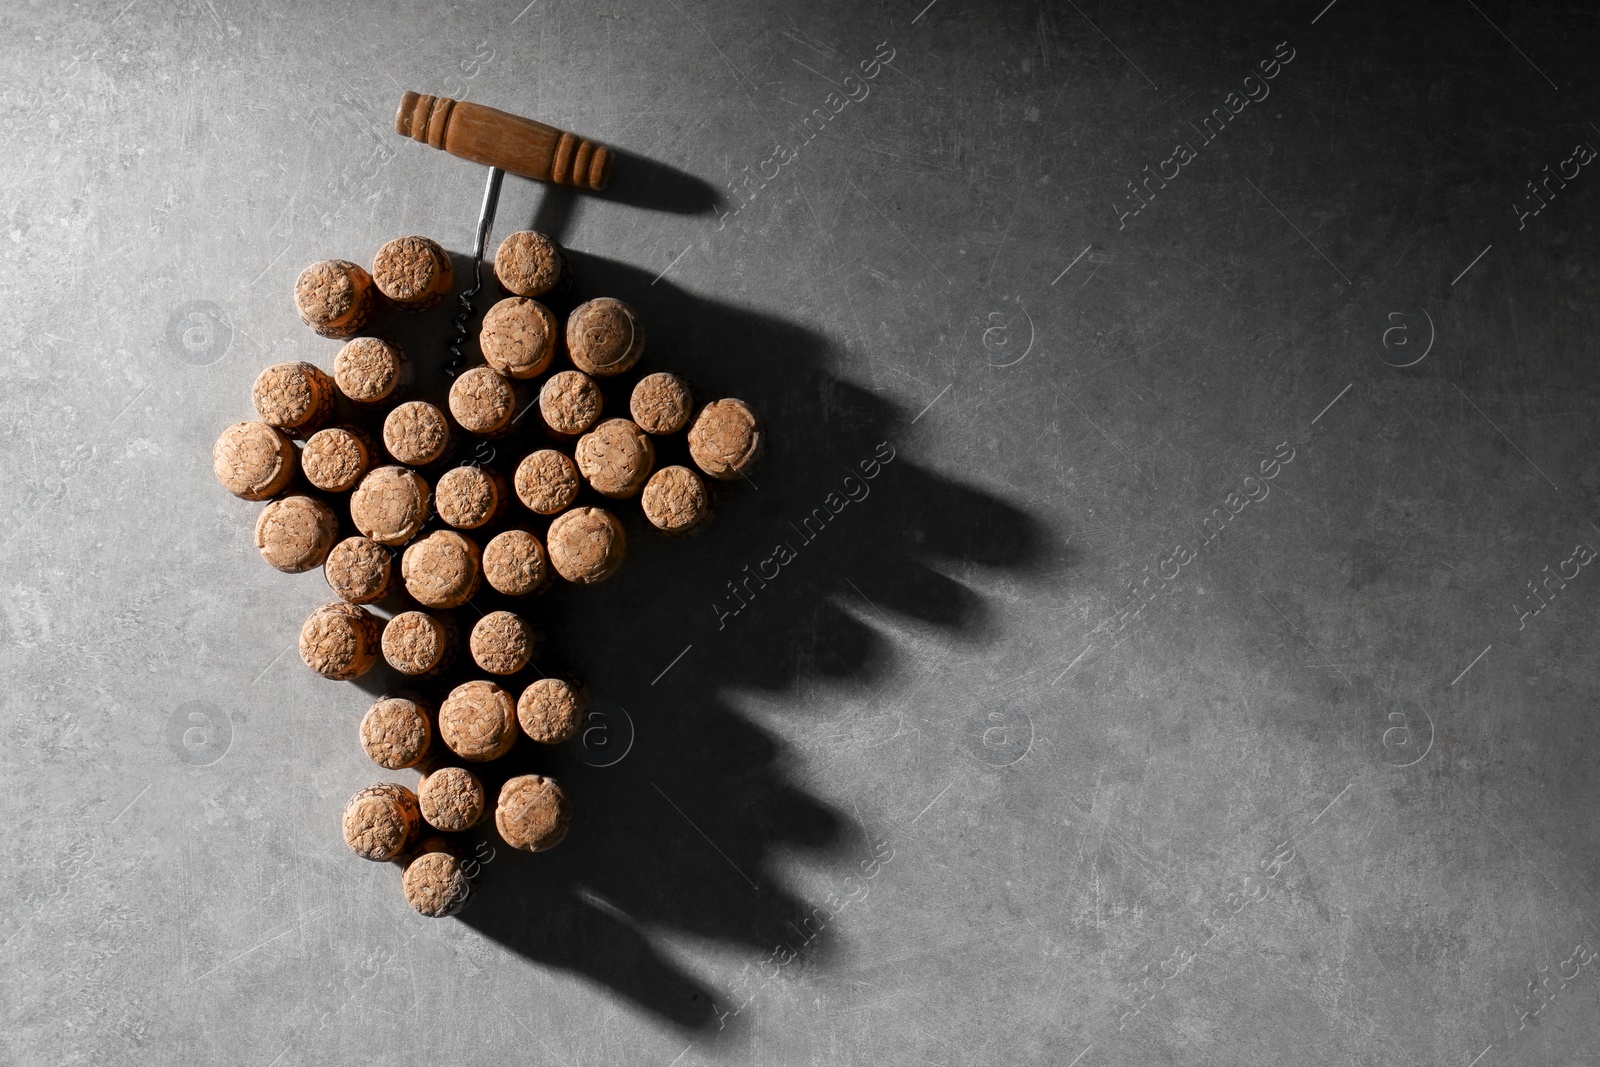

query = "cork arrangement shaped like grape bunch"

[{"left": 213, "top": 229, "right": 762, "bottom": 917}]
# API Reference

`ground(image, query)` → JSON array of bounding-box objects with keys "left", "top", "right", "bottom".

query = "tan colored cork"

[
  {"left": 496, "top": 774, "right": 571, "bottom": 852},
  {"left": 641, "top": 465, "right": 712, "bottom": 536},
  {"left": 373, "top": 235, "right": 454, "bottom": 311},
  {"left": 359, "top": 696, "right": 433, "bottom": 770},
  {"left": 418, "top": 765, "right": 485, "bottom": 831},
  {"left": 324, "top": 535, "right": 393, "bottom": 603},
  {"left": 333, "top": 337, "right": 407, "bottom": 405},
  {"left": 434, "top": 465, "right": 503, "bottom": 530},
  {"left": 252, "top": 361, "right": 336, "bottom": 434},
  {"left": 295, "top": 259, "right": 376, "bottom": 339},
  {"left": 349, "top": 466, "right": 431, "bottom": 547},
  {"left": 212, "top": 421, "right": 296, "bottom": 500},
  {"left": 254, "top": 495, "right": 338, "bottom": 573},
  {"left": 381, "top": 610, "right": 455, "bottom": 677},
  {"left": 575, "top": 418, "right": 655, "bottom": 498},
  {"left": 480, "top": 297, "right": 557, "bottom": 380},
  {"left": 688, "top": 398, "right": 764, "bottom": 480},
  {"left": 470, "top": 611, "right": 539, "bottom": 675},
  {"left": 300, "top": 426, "right": 373, "bottom": 493},
  {"left": 566, "top": 297, "right": 644, "bottom": 377},
  {"left": 538, "top": 370, "right": 603, "bottom": 436},
  {"left": 630, "top": 372, "right": 694, "bottom": 435},
  {"left": 402, "top": 850, "right": 471, "bottom": 917},
  {"left": 383, "top": 401, "right": 451, "bottom": 467},
  {"left": 517, "top": 677, "right": 587, "bottom": 744},
  {"left": 493, "top": 230, "right": 565, "bottom": 298},
  {"left": 401, "top": 530, "right": 482, "bottom": 609},
  {"left": 482, "top": 529, "right": 549, "bottom": 596},
  {"left": 514, "top": 449, "right": 581, "bottom": 515},
  {"left": 547, "top": 507, "right": 626, "bottom": 584},
  {"left": 439, "top": 680, "right": 518, "bottom": 761},
  {"left": 447, "top": 366, "right": 516, "bottom": 436},
  {"left": 342, "top": 782, "right": 420, "bottom": 861},
  {"left": 300, "top": 601, "right": 381, "bottom": 680}
]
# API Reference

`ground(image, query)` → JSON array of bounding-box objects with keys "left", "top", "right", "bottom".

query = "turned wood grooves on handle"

[{"left": 395, "top": 91, "right": 612, "bottom": 190}]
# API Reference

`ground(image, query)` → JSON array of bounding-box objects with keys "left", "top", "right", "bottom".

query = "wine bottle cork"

[
  {"left": 300, "top": 426, "right": 374, "bottom": 493},
  {"left": 479, "top": 296, "right": 557, "bottom": 380},
  {"left": 349, "top": 466, "right": 431, "bottom": 547},
  {"left": 566, "top": 297, "right": 643, "bottom": 377},
  {"left": 402, "top": 850, "right": 471, "bottom": 917},
  {"left": 439, "top": 680, "right": 518, "bottom": 761},
  {"left": 359, "top": 696, "right": 433, "bottom": 770},
  {"left": 447, "top": 366, "right": 518, "bottom": 437},
  {"left": 575, "top": 418, "right": 654, "bottom": 498},
  {"left": 494, "top": 230, "right": 566, "bottom": 298},
  {"left": 469, "top": 610, "right": 539, "bottom": 675},
  {"left": 641, "top": 465, "right": 712, "bottom": 536},
  {"left": 383, "top": 401, "right": 452, "bottom": 467},
  {"left": 517, "top": 677, "right": 587, "bottom": 744},
  {"left": 513, "top": 449, "right": 581, "bottom": 515},
  {"left": 688, "top": 398, "right": 764, "bottom": 480},
  {"left": 547, "top": 506, "right": 625, "bottom": 584},
  {"left": 630, "top": 372, "right": 694, "bottom": 435},
  {"left": 252, "top": 361, "right": 336, "bottom": 435},
  {"left": 213, "top": 421, "right": 296, "bottom": 500},
  {"left": 538, "top": 370, "right": 603, "bottom": 437},
  {"left": 417, "top": 765, "right": 486, "bottom": 831},
  {"left": 324, "top": 535, "right": 394, "bottom": 603},
  {"left": 401, "top": 530, "right": 482, "bottom": 609},
  {"left": 434, "top": 465, "right": 505, "bottom": 530},
  {"left": 372, "top": 235, "right": 454, "bottom": 311},
  {"left": 381, "top": 610, "right": 457, "bottom": 677},
  {"left": 341, "top": 782, "right": 421, "bottom": 861},
  {"left": 334, "top": 337, "right": 409, "bottom": 405},
  {"left": 496, "top": 774, "right": 571, "bottom": 852},
  {"left": 482, "top": 529, "right": 549, "bottom": 596},
  {"left": 254, "top": 495, "right": 338, "bottom": 573},
  {"left": 296, "top": 259, "right": 376, "bottom": 339},
  {"left": 300, "top": 601, "right": 382, "bottom": 680}
]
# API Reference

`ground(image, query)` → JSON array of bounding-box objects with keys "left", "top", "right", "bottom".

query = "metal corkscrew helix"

[{"left": 442, "top": 166, "right": 505, "bottom": 382}]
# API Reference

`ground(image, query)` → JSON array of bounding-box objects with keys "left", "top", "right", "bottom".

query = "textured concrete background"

[{"left": 5, "top": 0, "right": 1600, "bottom": 1063}]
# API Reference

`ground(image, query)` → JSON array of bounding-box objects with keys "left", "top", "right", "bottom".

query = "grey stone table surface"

[{"left": 5, "top": 0, "right": 1600, "bottom": 1063}]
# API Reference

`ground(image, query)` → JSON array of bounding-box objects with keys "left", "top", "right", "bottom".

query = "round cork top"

[
  {"left": 334, "top": 337, "right": 404, "bottom": 404},
  {"left": 547, "top": 507, "right": 626, "bottom": 585},
  {"left": 439, "top": 680, "right": 518, "bottom": 761},
  {"left": 448, "top": 366, "right": 516, "bottom": 435},
  {"left": 539, "top": 370, "right": 603, "bottom": 436},
  {"left": 359, "top": 696, "right": 432, "bottom": 770},
  {"left": 480, "top": 297, "right": 556, "bottom": 379},
  {"left": 373, "top": 235, "right": 453, "bottom": 309},
  {"left": 470, "top": 611, "right": 537, "bottom": 675},
  {"left": 295, "top": 259, "right": 374, "bottom": 338},
  {"left": 252, "top": 361, "right": 333, "bottom": 431},
  {"left": 517, "top": 677, "right": 587, "bottom": 744},
  {"left": 342, "top": 783, "right": 420, "bottom": 861},
  {"left": 401, "top": 530, "right": 482, "bottom": 609},
  {"left": 496, "top": 775, "right": 571, "bottom": 852},
  {"left": 301, "top": 427, "right": 371, "bottom": 493},
  {"left": 299, "top": 601, "right": 381, "bottom": 680},
  {"left": 688, "top": 398, "right": 764, "bottom": 481},
  {"left": 349, "top": 466, "right": 430, "bottom": 547},
  {"left": 213, "top": 421, "right": 295, "bottom": 500},
  {"left": 418, "top": 766, "right": 485, "bottom": 832},
  {"left": 514, "top": 450, "right": 581, "bottom": 515},
  {"left": 254, "top": 495, "right": 338, "bottom": 573},
  {"left": 382, "top": 610, "right": 452, "bottom": 676},
  {"left": 641, "top": 466, "right": 711, "bottom": 535},
  {"left": 483, "top": 530, "right": 549, "bottom": 596},
  {"left": 630, "top": 372, "right": 694, "bottom": 435},
  {"left": 383, "top": 401, "right": 451, "bottom": 467},
  {"left": 575, "top": 418, "right": 655, "bottom": 498},
  {"left": 324, "top": 535, "right": 392, "bottom": 603},
  {"left": 435, "top": 466, "right": 500, "bottom": 530},
  {"left": 494, "top": 230, "right": 564, "bottom": 298},
  {"left": 566, "top": 297, "right": 644, "bottom": 377},
  {"left": 402, "top": 850, "right": 470, "bottom": 917}
]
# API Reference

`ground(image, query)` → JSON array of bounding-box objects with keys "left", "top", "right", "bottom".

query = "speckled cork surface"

[
  {"left": 513, "top": 449, "right": 581, "bottom": 515},
  {"left": 565, "top": 297, "right": 643, "bottom": 377},
  {"left": 332, "top": 336, "right": 406, "bottom": 405},
  {"left": 254, "top": 495, "right": 337, "bottom": 573},
  {"left": 629, "top": 372, "right": 693, "bottom": 435},
  {"left": 447, "top": 366, "right": 515, "bottom": 436},
  {"left": 294, "top": 259, "right": 374, "bottom": 339},
  {"left": 358, "top": 696, "right": 431, "bottom": 770},
  {"left": 382, "top": 400, "right": 450, "bottom": 467},
  {"left": 400, "top": 529, "right": 481, "bottom": 609},
  {"left": 574, "top": 418, "right": 655, "bottom": 498},
  {"left": 251, "top": 361, "right": 335, "bottom": 434},
  {"left": 469, "top": 610, "right": 537, "bottom": 675},
  {"left": 372, "top": 235, "right": 453, "bottom": 310},
  {"left": 300, "top": 426, "right": 371, "bottom": 493},
  {"left": 298, "top": 601, "right": 380, "bottom": 681},
  {"left": 211, "top": 421, "right": 296, "bottom": 500},
  {"left": 401, "top": 850, "right": 470, "bottom": 918},
  {"left": 433, "top": 465, "right": 501, "bottom": 529},
  {"left": 546, "top": 506, "right": 625, "bottom": 584},
  {"left": 479, "top": 296, "right": 556, "bottom": 379},
  {"left": 417, "top": 765, "right": 485, "bottom": 832},
  {"left": 495, "top": 774, "right": 571, "bottom": 853},
  {"left": 437, "top": 680, "right": 517, "bottom": 762},
  {"left": 380, "top": 610, "right": 453, "bottom": 677},
  {"left": 340, "top": 783, "right": 420, "bottom": 861},
  {"left": 516, "top": 677, "right": 587, "bottom": 744},
  {"left": 482, "top": 529, "right": 549, "bottom": 596},
  {"left": 323, "top": 536, "right": 392, "bottom": 604},
  {"left": 493, "top": 230, "right": 565, "bottom": 298},
  {"left": 348, "top": 465, "right": 430, "bottom": 547},
  {"left": 640, "top": 465, "right": 711, "bottom": 535},
  {"left": 687, "top": 397, "right": 763, "bottom": 481},
  {"left": 538, "top": 370, "right": 603, "bottom": 436}
]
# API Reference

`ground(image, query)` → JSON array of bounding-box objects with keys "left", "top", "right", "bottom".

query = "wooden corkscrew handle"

[{"left": 395, "top": 91, "right": 612, "bottom": 190}]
